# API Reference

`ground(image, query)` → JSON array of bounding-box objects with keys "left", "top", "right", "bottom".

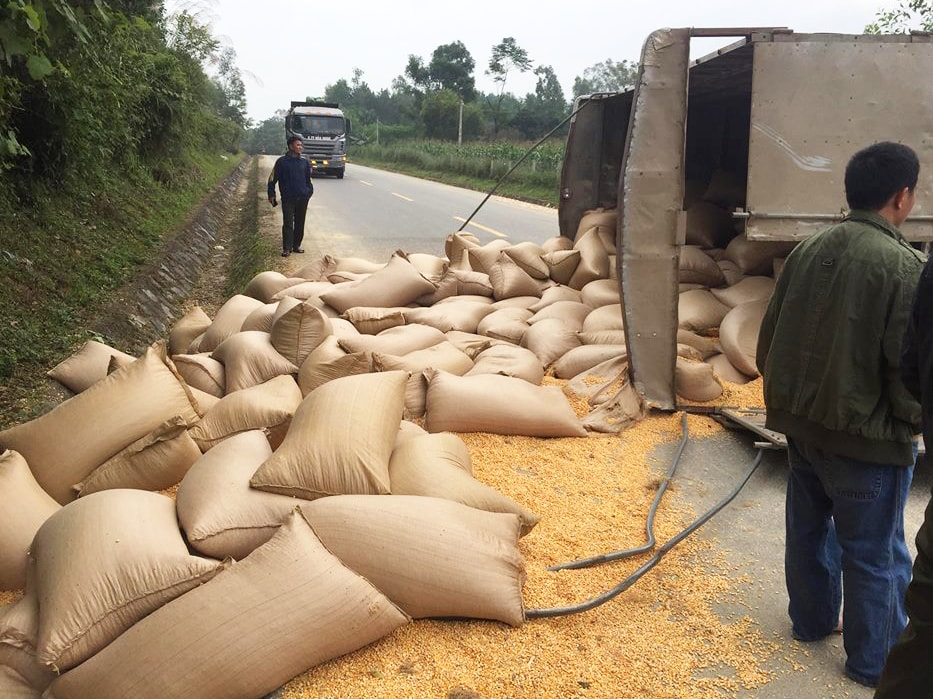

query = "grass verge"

[{"left": 0, "top": 151, "right": 245, "bottom": 425}]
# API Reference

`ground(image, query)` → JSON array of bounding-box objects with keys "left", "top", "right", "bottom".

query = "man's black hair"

[
  {"left": 844, "top": 141, "right": 919, "bottom": 211},
  {"left": 287, "top": 135, "right": 302, "bottom": 146}
]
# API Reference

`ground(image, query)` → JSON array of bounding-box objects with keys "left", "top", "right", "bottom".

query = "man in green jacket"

[{"left": 756, "top": 141, "right": 925, "bottom": 688}]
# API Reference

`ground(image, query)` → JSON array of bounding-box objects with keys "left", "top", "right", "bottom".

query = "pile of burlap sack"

[{"left": 0, "top": 183, "right": 791, "bottom": 697}]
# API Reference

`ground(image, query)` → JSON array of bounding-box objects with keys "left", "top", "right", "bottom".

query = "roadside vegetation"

[
  {"left": 352, "top": 139, "right": 564, "bottom": 206},
  {"left": 0, "top": 1, "right": 250, "bottom": 421}
]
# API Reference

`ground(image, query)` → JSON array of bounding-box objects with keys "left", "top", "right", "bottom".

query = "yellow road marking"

[
  {"left": 452, "top": 216, "right": 507, "bottom": 238},
  {"left": 392, "top": 192, "right": 413, "bottom": 202}
]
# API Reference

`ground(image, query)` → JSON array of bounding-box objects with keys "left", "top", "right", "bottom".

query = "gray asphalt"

[{"left": 651, "top": 426, "right": 930, "bottom": 698}]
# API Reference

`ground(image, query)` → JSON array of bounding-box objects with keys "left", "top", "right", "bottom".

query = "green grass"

[
  {"left": 225, "top": 157, "right": 275, "bottom": 297},
  {"left": 351, "top": 140, "right": 563, "bottom": 207},
  {"left": 0, "top": 151, "right": 244, "bottom": 421}
]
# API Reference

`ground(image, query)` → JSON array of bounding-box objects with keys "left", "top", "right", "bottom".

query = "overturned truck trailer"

[{"left": 560, "top": 27, "right": 933, "bottom": 411}]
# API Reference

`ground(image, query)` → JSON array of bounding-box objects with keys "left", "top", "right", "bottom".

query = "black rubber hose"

[
  {"left": 525, "top": 449, "right": 764, "bottom": 619},
  {"left": 548, "top": 412, "right": 689, "bottom": 571}
]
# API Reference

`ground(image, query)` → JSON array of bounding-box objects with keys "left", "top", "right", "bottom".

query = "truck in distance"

[{"left": 285, "top": 101, "right": 351, "bottom": 179}]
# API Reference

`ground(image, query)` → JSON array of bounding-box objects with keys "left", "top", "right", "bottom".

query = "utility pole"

[
  {"left": 458, "top": 99, "right": 463, "bottom": 147},
  {"left": 376, "top": 118, "right": 380, "bottom": 145}
]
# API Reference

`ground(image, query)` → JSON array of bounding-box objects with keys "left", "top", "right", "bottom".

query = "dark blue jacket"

[
  {"left": 268, "top": 152, "right": 313, "bottom": 199},
  {"left": 902, "top": 253, "right": 933, "bottom": 449}
]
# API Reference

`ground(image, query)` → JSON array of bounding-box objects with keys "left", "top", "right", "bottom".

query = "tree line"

[
  {"left": 244, "top": 39, "right": 639, "bottom": 154},
  {"left": 0, "top": 0, "right": 247, "bottom": 187}
]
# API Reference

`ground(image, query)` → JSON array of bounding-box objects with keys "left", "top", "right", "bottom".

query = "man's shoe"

[
  {"left": 292, "top": 248, "right": 305, "bottom": 253},
  {"left": 281, "top": 251, "right": 290, "bottom": 257}
]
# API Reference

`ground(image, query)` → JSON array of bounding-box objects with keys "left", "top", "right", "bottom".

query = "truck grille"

[{"left": 303, "top": 140, "right": 338, "bottom": 155}]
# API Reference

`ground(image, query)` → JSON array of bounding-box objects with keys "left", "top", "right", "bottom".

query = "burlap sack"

[
  {"left": 176, "top": 430, "right": 294, "bottom": 559},
  {"left": 389, "top": 435, "right": 539, "bottom": 536},
  {"left": 391, "top": 431, "right": 472, "bottom": 473},
  {"left": 424, "top": 369, "right": 586, "bottom": 437},
  {"left": 297, "top": 335, "right": 372, "bottom": 397},
  {"left": 580, "top": 278, "right": 621, "bottom": 308},
  {"left": 677, "top": 289, "right": 730, "bottom": 332},
  {"left": 445, "top": 231, "right": 481, "bottom": 265},
  {"left": 685, "top": 201, "right": 734, "bottom": 249},
  {"left": 521, "top": 317, "right": 583, "bottom": 368},
  {"left": 302, "top": 495, "right": 525, "bottom": 625},
  {"left": 0, "top": 665, "right": 40, "bottom": 698},
  {"left": 679, "top": 245, "right": 726, "bottom": 287},
  {"left": 396, "top": 420, "right": 429, "bottom": 446},
  {"left": 46, "top": 341, "right": 135, "bottom": 394},
  {"left": 250, "top": 371, "right": 407, "bottom": 499},
  {"left": 541, "top": 235, "right": 574, "bottom": 253},
  {"left": 211, "top": 330, "right": 298, "bottom": 393},
  {"left": 487, "top": 251, "right": 544, "bottom": 300},
  {"left": 579, "top": 329, "right": 628, "bottom": 345},
  {"left": 0, "top": 571, "right": 55, "bottom": 691},
  {"left": 415, "top": 271, "right": 460, "bottom": 306},
  {"left": 168, "top": 306, "right": 212, "bottom": 357},
  {"left": 491, "top": 295, "right": 540, "bottom": 310},
  {"left": 188, "top": 385, "right": 221, "bottom": 413},
  {"left": 710, "top": 275, "right": 775, "bottom": 308},
  {"left": 674, "top": 358, "right": 724, "bottom": 402},
  {"left": 341, "top": 306, "right": 407, "bottom": 335},
  {"left": 338, "top": 323, "right": 446, "bottom": 356},
  {"left": 677, "top": 329, "right": 721, "bottom": 359},
  {"left": 403, "top": 300, "right": 495, "bottom": 333},
  {"left": 582, "top": 303, "right": 624, "bottom": 333},
  {"left": 717, "top": 258, "right": 745, "bottom": 286},
  {"left": 188, "top": 375, "right": 303, "bottom": 451},
  {"left": 541, "top": 249, "right": 581, "bottom": 285},
  {"left": 292, "top": 253, "right": 337, "bottom": 281},
  {"left": 172, "top": 352, "right": 225, "bottom": 397},
  {"left": 0, "top": 451, "right": 59, "bottom": 590},
  {"left": 407, "top": 252, "right": 449, "bottom": 281},
  {"left": 373, "top": 342, "right": 473, "bottom": 419},
  {"left": 31, "top": 490, "right": 223, "bottom": 672},
  {"left": 577, "top": 207, "right": 617, "bottom": 241},
  {"left": 330, "top": 316, "right": 362, "bottom": 338},
  {"left": 198, "top": 295, "right": 265, "bottom": 353},
  {"left": 568, "top": 227, "right": 610, "bottom": 290},
  {"left": 476, "top": 307, "right": 532, "bottom": 344},
  {"left": 723, "top": 233, "right": 797, "bottom": 276},
  {"left": 444, "top": 330, "right": 495, "bottom": 357},
  {"left": 327, "top": 270, "right": 369, "bottom": 284},
  {"left": 718, "top": 299, "right": 768, "bottom": 378},
  {"left": 466, "top": 344, "right": 544, "bottom": 384},
  {"left": 44, "top": 510, "right": 408, "bottom": 699},
  {"left": 466, "top": 240, "right": 510, "bottom": 275},
  {"left": 503, "top": 241, "right": 548, "bottom": 279},
  {"left": 529, "top": 285, "right": 583, "bottom": 311},
  {"left": 437, "top": 294, "right": 495, "bottom": 306},
  {"left": 240, "top": 302, "right": 278, "bottom": 333},
  {"left": 706, "top": 352, "right": 753, "bottom": 385},
  {"left": 74, "top": 416, "right": 201, "bottom": 496},
  {"left": 452, "top": 268, "right": 495, "bottom": 296},
  {"left": 270, "top": 297, "right": 333, "bottom": 367},
  {"left": 243, "top": 271, "right": 307, "bottom": 303},
  {"left": 553, "top": 344, "right": 628, "bottom": 379},
  {"left": 529, "top": 300, "right": 591, "bottom": 327},
  {"left": 319, "top": 253, "right": 437, "bottom": 313},
  {"left": 0, "top": 343, "right": 201, "bottom": 504},
  {"left": 269, "top": 280, "right": 334, "bottom": 302}
]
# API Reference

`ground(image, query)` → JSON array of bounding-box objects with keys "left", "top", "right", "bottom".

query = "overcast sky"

[{"left": 178, "top": 0, "right": 893, "bottom": 122}]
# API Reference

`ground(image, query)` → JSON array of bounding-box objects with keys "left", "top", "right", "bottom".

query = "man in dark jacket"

[
  {"left": 875, "top": 254, "right": 933, "bottom": 697},
  {"left": 756, "top": 141, "right": 925, "bottom": 688},
  {"left": 267, "top": 135, "right": 314, "bottom": 257}
]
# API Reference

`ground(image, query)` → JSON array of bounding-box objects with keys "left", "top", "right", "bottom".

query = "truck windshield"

[{"left": 292, "top": 115, "right": 345, "bottom": 137}]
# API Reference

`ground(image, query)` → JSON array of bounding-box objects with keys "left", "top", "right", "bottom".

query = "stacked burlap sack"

[{"left": 0, "top": 180, "right": 789, "bottom": 695}]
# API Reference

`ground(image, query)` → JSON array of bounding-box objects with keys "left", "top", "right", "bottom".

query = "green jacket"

[{"left": 756, "top": 210, "right": 925, "bottom": 466}]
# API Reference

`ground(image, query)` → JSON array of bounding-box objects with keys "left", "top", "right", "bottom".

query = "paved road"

[
  {"left": 261, "top": 156, "right": 930, "bottom": 696},
  {"left": 260, "top": 157, "right": 560, "bottom": 262}
]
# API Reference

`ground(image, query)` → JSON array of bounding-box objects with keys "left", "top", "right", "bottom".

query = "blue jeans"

[{"left": 785, "top": 437, "right": 914, "bottom": 687}]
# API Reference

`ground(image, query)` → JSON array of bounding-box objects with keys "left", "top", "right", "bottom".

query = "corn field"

[{"left": 353, "top": 140, "right": 564, "bottom": 203}]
